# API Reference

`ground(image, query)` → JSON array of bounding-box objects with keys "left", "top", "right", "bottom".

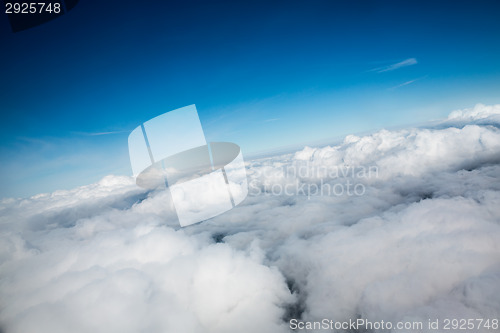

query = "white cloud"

[
  {"left": 370, "top": 58, "right": 418, "bottom": 73},
  {"left": 447, "top": 103, "right": 500, "bottom": 124},
  {"left": 390, "top": 76, "right": 428, "bottom": 90},
  {"left": 391, "top": 78, "right": 417, "bottom": 89},
  {"left": 1, "top": 104, "right": 500, "bottom": 332}
]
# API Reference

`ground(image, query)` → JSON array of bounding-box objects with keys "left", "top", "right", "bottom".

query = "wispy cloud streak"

[
  {"left": 389, "top": 75, "right": 427, "bottom": 90},
  {"left": 370, "top": 58, "right": 418, "bottom": 73},
  {"left": 88, "top": 131, "right": 129, "bottom": 136},
  {"left": 73, "top": 130, "right": 129, "bottom": 136}
]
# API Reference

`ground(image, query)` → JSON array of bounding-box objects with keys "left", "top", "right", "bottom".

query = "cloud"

[
  {"left": 72, "top": 130, "right": 130, "bottom": 136},
  {"left": 370, "top": 58, "right": 418, "bottom": 73},
  {"left": 390, "top": 76, "right": 428, "bottom": 90},
  {"left": 1, "top": 104, "right": 500, "bottom": 332},
  {"left": 87, "top": 131, "right": 129, "bottom": 136},
  {"left": 391, "top": 78, "right": 418, "bottom": 89},
  {"left": 435, "top": 103, "right": 500, "bottom": 130},
  {"left": 447, "top": 103, "right": 500, "bottom": 122}
]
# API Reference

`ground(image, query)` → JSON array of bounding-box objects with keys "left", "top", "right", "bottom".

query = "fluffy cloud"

[
  {"left": 443, "top": 103, "right": 500, "bottom": 128},
  {"left": 447, "top": 103, "right": 500, "bottom": 121},
  {"left": 1, "top": 104, "right": 500, "bottom": 332},
  {"left": 0, "top": 187, "right": 293, "bottom": 333}
]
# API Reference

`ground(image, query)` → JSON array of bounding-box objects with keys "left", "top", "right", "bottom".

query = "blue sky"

[{"left": 1, "top": 0, "right": 499, "bottom": 198}]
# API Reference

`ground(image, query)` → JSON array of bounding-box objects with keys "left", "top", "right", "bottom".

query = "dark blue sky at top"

[{"left": 1, "top": 0, "right": 499, "bottom": 197}]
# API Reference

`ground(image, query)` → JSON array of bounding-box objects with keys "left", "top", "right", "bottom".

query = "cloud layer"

[{"left": 1, "top": 104, "right": 500, "bottom": 333}]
